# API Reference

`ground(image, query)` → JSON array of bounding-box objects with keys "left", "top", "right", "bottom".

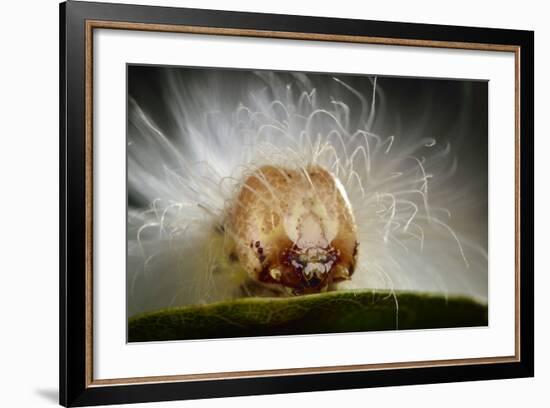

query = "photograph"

[
  {"left": 54, "top": 1, "right": 535, "bottom": 406},
  {"left": 126, "top": 65, "right": 489, "bottom": 342}
]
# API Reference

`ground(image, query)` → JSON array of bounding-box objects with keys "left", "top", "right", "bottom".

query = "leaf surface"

[{"left": 128, "top": 290, "right": 488, "bottom": 342}]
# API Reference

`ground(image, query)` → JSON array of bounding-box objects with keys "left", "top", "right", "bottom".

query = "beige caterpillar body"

[{"left": 227, "top": 165, "right": 359, "bottom": 295}]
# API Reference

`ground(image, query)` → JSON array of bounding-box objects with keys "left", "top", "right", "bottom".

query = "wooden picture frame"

[{"left": 60, "top": 1, "right": 534, "bottom": 406}]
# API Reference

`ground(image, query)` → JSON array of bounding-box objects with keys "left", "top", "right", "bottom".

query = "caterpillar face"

[{"left": 228, "top": 165, "right": 358, "bottom": 294}]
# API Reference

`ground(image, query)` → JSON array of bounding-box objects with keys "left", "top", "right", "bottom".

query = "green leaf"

[{"left": 128, "top": 290, "right": 488, "bottom": 342}]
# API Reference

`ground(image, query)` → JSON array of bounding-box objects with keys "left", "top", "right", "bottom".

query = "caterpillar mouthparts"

[{"left": 228, "top": 165, "right": 359, "bottom": 295}]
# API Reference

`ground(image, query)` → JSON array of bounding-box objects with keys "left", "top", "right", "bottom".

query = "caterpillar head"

[{"left": 228, "top": 165, "right": 358, "bottom": 294}]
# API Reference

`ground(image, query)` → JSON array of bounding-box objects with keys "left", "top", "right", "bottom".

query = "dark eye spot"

[{"left": 255, "top": 241, "right": 261, "bottom": 248}]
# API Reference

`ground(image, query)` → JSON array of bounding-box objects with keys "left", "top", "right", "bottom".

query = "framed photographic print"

[{"left": 59, "top": 1, "right": 534, "bottom": 406}]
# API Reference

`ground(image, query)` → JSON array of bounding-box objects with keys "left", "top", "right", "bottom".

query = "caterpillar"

[
  {"left": 127, "top": 68, "right": 488, "bottom": 317},
  {"left": 229, "top": 164, "right": 358, "bottom": 295}
]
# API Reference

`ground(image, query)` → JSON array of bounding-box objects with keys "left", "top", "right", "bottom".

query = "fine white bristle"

[{"left": 127, "top": 71, "right": 487, "bottom": 317}]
